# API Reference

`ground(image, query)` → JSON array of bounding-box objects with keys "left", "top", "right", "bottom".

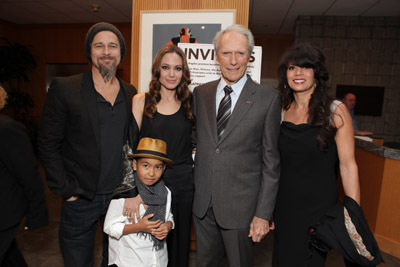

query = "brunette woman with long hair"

[
  {"left": 131, "top": 45, "right": 194, "bottom": 267},
  {"left": 272, "top": 43, "right": 360, "bottom": 266}
]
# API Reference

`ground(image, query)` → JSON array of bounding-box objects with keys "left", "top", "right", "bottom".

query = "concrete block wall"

[{"left": 294, "top": 16, "right": 400, "bottom": 142}]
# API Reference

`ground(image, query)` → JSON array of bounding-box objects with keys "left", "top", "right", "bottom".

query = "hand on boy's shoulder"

[{"left": 123, "top": 195, "right": 144, "bottom": 222}]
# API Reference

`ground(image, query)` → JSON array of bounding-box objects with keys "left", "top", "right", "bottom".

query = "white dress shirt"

[
  {"left": 104, "top": 188, "right": 174, "bottom": 267},
  {"left": 215, "top": 75, "right": 248, "bottom": 115}
]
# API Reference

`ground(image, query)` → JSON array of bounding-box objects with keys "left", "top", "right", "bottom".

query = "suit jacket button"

[{"left": 216, "top": 148, "right": 220, "bottom": 153}]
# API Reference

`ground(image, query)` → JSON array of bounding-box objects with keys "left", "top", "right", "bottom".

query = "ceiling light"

[{"left": 91, "top": 4, "right": 100, "bottom": 12}]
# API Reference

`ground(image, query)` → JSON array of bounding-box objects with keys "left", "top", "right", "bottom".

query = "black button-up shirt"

[{"left": 96, "top": 88, "right": 127, "bottom": 194}]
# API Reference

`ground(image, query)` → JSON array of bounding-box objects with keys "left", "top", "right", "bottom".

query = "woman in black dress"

[
  {"left": 272, "top": 43, "right": 361, "bottom": 266},
  {"left": 131, "top": 45, "right": 194, "bottom": 267}
]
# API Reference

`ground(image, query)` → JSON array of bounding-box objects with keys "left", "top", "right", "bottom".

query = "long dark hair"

[
  {"left": 277, "top": 43, "right": 337, "bottom": 150},
  {"left": 145, "top": 45, "right": 194, "bottom": 125}
]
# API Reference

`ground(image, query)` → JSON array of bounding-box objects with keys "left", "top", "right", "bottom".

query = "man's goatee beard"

[{"left": 98, "top": 59, "right": 117, "bottom": 82}]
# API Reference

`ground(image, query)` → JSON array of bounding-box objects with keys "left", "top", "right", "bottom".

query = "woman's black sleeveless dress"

[
  {"left": 140, "top": 95, "right": 193, "bottom": 267},
  {"left": 272, "top": 121, "right": 339, "bottom": 266}
]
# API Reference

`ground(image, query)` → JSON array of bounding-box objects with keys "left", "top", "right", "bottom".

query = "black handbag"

[{"left": 308, "top": 196, "right": 383, "bottom": 266}]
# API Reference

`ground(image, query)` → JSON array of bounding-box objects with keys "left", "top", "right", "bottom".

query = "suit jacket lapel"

[
  {"left": 80, "top": 71, "right": 100, "bottom": 148},
  {"left": 120, "top": 79, "right": 139, "bottom": 145},
  {"left": 205, "top": 80, "right": 219, "bottom": 144},
  {"left": 121, "top": 80, "right": 133, "bottom": 118},
  {"left": 120, "top": 79, "right": 133, "bottom": 132},
  {"left": 218, "top": 77, "right": 257, "bottom": 143}
]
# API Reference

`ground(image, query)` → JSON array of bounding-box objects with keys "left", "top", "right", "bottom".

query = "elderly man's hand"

[{"left": 248, "top": 216, "right": 272, "bottom": 242}]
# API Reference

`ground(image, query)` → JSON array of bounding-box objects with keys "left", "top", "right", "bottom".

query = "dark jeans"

[{"left": 59, "top": 194, "right": 112, "bottom": 267}]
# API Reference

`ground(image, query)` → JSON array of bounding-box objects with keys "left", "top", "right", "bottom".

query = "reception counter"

[{"left": 355, "top": 137, "right": 400, "bottom": 258}]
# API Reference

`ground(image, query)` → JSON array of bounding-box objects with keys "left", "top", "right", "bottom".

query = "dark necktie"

[{"left": 217, "top": 85, "right": 233, "bottom": 138}]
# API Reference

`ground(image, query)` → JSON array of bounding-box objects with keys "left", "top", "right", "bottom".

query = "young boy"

[{"left": 104, "top": 137, "right": 174, "bottom": 267}]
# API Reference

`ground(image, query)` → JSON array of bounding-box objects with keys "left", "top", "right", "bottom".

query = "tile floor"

[{"left": 16, "top": 184, "right": 400, "bottom": 267}]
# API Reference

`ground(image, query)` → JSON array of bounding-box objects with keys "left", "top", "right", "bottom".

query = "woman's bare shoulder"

[
  {"left": 332, "top": 102, "right": 351, "bottom": 129},
  {"left": 133, "top": 92, "right": 146, "bottom": 104}
]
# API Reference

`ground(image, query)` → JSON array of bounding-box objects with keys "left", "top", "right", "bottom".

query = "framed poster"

[
  {"left": 178, "top": 43, "right": 262, "bottom": 90},
  {"left": 139, "top": 10, "right": 236, "bottom": 91}
]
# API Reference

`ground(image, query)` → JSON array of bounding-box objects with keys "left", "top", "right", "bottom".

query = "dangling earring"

[{"left": 284, "top": 84, "right": 287, "bottom": 89}]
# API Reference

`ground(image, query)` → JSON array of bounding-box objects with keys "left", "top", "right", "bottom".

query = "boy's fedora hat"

[{"left": 128, "top": 137, "right": 173, "bottom": 165}]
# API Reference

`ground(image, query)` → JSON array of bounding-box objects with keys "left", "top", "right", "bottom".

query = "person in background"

[
  {"left": 38, "top": 22, "right": 138, "bottom": 267},
  {"left": 104, "top": 138, "right": 174, "bottom": 267},
  {"left": 272, "top": 43, "right": 360, "bottom": 266},
  {"left": 192, "top": 24, "right": 281, "bottom": 266},
  {"left": 341, "top": 92, "right": 373, "bottom": 136},
  {"left": 126, "top": 45, "right": 194, "bottom": 267},
  {"left": 0, "top": 85, "right": 48, "bottom": 266}
]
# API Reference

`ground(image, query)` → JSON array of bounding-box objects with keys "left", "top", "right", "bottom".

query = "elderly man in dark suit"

[
  {"left": 0, "top": 86, "right": 48, "bottom": 266},
  {"left": 38, "top": 22, "right": 138, "bottom": 267},
  {"left": 192, "top": 24, "right": 281, "bottom": 266}
]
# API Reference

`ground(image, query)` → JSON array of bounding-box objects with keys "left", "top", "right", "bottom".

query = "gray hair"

[{"left": 213, "top": 24, "right": 255, "bottom": 55}]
